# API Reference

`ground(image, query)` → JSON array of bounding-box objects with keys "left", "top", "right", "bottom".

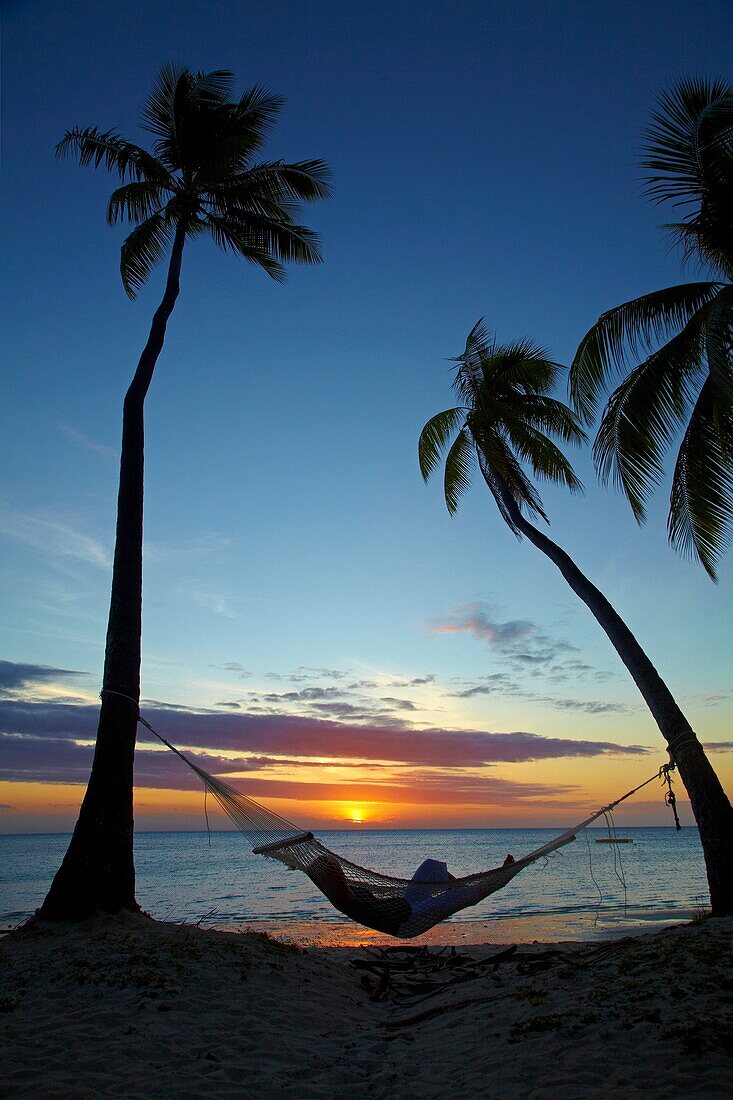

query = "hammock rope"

[{"left": 103, "top": 691, "right": 679, "bottom": 938}]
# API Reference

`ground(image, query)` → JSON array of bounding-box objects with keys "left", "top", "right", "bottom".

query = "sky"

[{"left": 1, "top": 0, "right": 732, "bottom": 835}]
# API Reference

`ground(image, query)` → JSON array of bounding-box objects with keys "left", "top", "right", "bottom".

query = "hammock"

[{"left": 137, "top": 712, "right": 674, "bottom": 938}]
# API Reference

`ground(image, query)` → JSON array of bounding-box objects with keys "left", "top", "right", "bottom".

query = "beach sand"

[{"left": 1, "top": 912, "right": 731, "bottom": 1098}]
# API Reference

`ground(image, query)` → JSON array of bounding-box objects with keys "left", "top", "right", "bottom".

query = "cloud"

[
  {"left": 0, "top": 505, "right": 111, "bottom": 569},
  {"left": 241, "top": 682, "right": 423, "bottom": 724},
  {"left": 0, "top": 660, "right": 89, "bottom": 697},
  {"left": 554, "top": 699, "right": 627, "bottom": 714},
  {"left": 251, "top": 687, "right": 344, "bottom": 703},
  {"left": 429, "top": 603, "right": 585, "bottom": 674},
  {"left": 379, "top": 697, "right": 419, "bottom": 711},
  {"left": 701, "top": 694, "right": 730, "bottom": 706},
  {"left": 432, "top": 606, "right": 538, "bottom": 648},
  {"left": 0, "top": 700, "right": 649, "bottom": 780},
  {"left": 145, "top": 532, "right": 233, "bottom": 566},
  {"left": 0, "top": 732, "right": 587, "bottom": 807},
  {"left": 703, "top": 741, "right": 733, "bottom": 753},
  {"left": 265, "top": 667, "right": 352, "bottom": 683},
  {"left": 449, "top": 673, "right": 629, "bottom": 716},
  {"left": 58, "top": 423, "right": 116, "bottom": 461},
  {"left": 387, "top": 675, "right": 436, "bottom": 687},
  {"left": 211, "top": 662, "right": 251, "bottom": 677},
  {"left": 186, "top": 589, "right": 237, "bottom": 619}
]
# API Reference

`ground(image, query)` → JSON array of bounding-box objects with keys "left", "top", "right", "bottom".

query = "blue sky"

[{"left": 2, "top": 0, "right": 731, "bottom": 831}]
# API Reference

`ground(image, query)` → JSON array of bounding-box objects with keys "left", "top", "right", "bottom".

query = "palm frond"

[
  {"left": 451, "top": 320, "right": 494, "bottom": 405},
  {"left": 230, "top": 84, "right": 286, "bottom": 146},
  {"left": 668, "top": 379, "right": 733, "bottom": 579},
  {"left": 704, "top": 289, "right": 733, "bottom": 412},
  {"left": 202, "top": 212, "right": 285, "bottom": 281},
  {"left": 56, "top": 128, "right": 168, "bottom": 183},
  {"left": 418, "top": 408, "right": 465, "bottom": 481},
  {"left": 206, "top": 159, "right": 332, "bottom": 209},
  {"left": 139, "top": 60, "right": 191, "bottom": 141},
  {"left": 662, "top": 221, "right": 733, "bottom": 280},
  {"left": 193, "top": 69, "right": 236, "bottom": 104},
  {"left": 502, "top": 419, "right": 584, "bottom": 494},
  {"left": 443, "top": 427, "right": 476, "bottom": 514},
  {"left": 570, "top": 281, "right": 722, "bottom": 421},
  {"left": 643, "top": 77, "right": 733, "bottom": 207},
  {"left": 266, "top": 160, "right": 333, "bottom": 202},
  {"left": 424, "top": 323, "right": 583, "bottom": 533},
  {"left": 477, "top": 445, "right": 548, "bottom": 532},
  {"left": 204, "top": 211, "right": 322, "bottom": 273},
  {"left": 107, "top": 181, "right": 170, "bottom": 225},
  {"left": 120, "top": 213, "right": 175, "bottom": 298},
  {"left": 494, "top": 340, "right": 559, "bottom": 393},
  {"left": 593, "top": 308, "right": 708, "bottom": 520},
  {"left": 503, "top": 394, "right": 587, "bottom": 446}
]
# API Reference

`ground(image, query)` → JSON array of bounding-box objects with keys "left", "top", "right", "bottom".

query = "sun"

[{"left": 345, "top": 805, "right": 367, "bottom": 825}]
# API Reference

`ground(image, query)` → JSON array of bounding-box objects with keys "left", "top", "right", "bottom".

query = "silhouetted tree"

[
  {"left": 420, "top": 321, "right": 733, "bottom": 914},
  {"left": 41, "top": 63, "right": 330, "bottom": 919}
]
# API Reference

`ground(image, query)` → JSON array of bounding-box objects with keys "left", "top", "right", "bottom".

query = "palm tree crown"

[
  {"left": 570, "top": 77, "right": 733, "bottom": 579},
  {"left": 419, "top": 321, "right": 586, "bottom": 528},
  {"left": 56, "top": 62, "right": 331, "bottom": 297}
]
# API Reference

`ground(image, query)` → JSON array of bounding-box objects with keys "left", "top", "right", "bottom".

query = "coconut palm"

[
  {"left": 420, "top": 321, "right": 733, "bottom": 914},
  {"left": 40, "top": 63, "right": 330, "bottom": 919},
  {"left": 570, "top": 77, "right": 733, "bottom": 580}
]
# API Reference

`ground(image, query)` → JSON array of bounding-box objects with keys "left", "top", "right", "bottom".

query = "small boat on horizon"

[{"left": 595, "top": 837, "right": 633, "bottom": 844}]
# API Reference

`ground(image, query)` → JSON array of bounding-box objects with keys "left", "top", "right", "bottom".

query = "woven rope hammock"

[{"left": 135, "top": 709, "right": 676, "bottom": 939}]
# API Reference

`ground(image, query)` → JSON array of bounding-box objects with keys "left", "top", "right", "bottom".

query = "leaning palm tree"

[
  {"left": 570, "top": 77, "right": 733, "bottom": 580},
  {"left": 40, "top": 63, "right": 330, "bottom": 919},
  {"left": 420, "top": 321, "right": 733, "bottom": 914}
]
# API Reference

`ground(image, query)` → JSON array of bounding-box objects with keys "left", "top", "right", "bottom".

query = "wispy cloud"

[
  {"left": 265, "top": 666, "right": 353, "bottom": 682},
  {"left": 430, "top": 603, "right": 577, "bottom": 667},
  {"left": 210, "top": 662, "right": 251, "bottom": 677},
  {"left": 0, "top": 504, "right": 110, "bottom": 569},
  {"left": 241, "top": 681, "right": 422, "bottom": 724},
  {"left": 700, "top": 693, "right": 730, "bottom": 707},
  {"left": 449, "top": 677, "right": 629, "bottom": 715},
  {"left": 431, "top": 602, "right": 626, "bottom": 712},
  {"left": 0, "top": 700, "right": 649, "bottom": 776},
  {"left": 0, "top": 731, "right": 588, "bottom": 806},
  {"left": 0, "top": 660, "right": 89, "bottom": 699},
  {"left": 145, "top": 532, "right": 233, "bottom": 565},
  {"left": 186, "top": 589, "right": 237, "bottom": 619},
  {"left": 58, "top": 423, "right": 116, "bottom": 461}
]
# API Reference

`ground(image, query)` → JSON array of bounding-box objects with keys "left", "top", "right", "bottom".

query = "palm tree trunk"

[
  {"left": 39, "top": 225, "right": 187, "bottom": 919},
  {"left": 492, "top": 475, "right": 733, "bottom": 915}
]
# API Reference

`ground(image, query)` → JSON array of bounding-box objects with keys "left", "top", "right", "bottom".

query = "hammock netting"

[{"left": 142, "top": 717, "right": 673, "bottom": 939}]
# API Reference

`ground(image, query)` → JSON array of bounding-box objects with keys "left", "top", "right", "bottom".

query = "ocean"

[{"left": 0, "top": 826, "right": 709, "bottom": 942}]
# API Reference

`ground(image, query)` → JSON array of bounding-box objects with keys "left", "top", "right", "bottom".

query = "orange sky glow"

[{"left": 3, "top": 745, "right": 726, "bottom": 835}]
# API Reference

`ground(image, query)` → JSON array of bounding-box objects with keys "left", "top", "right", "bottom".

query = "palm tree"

[
  {"left": 570, "top": 77, "right": 733, "bottom": 581},
  {"left": 420, "top": 321, "right": 733, "bottom": 914},
  {"left": 40, "top": 63, "right": 330, "bottom": 919}
]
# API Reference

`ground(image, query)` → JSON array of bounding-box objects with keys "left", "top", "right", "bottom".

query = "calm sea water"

[{"left": 0, "top": 827, "right": 709, "bottom": 932}]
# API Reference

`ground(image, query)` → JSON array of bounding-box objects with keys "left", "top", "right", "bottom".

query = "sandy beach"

[{"left": 1, "top": 912, "right": 731, "bottom": 1099}]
